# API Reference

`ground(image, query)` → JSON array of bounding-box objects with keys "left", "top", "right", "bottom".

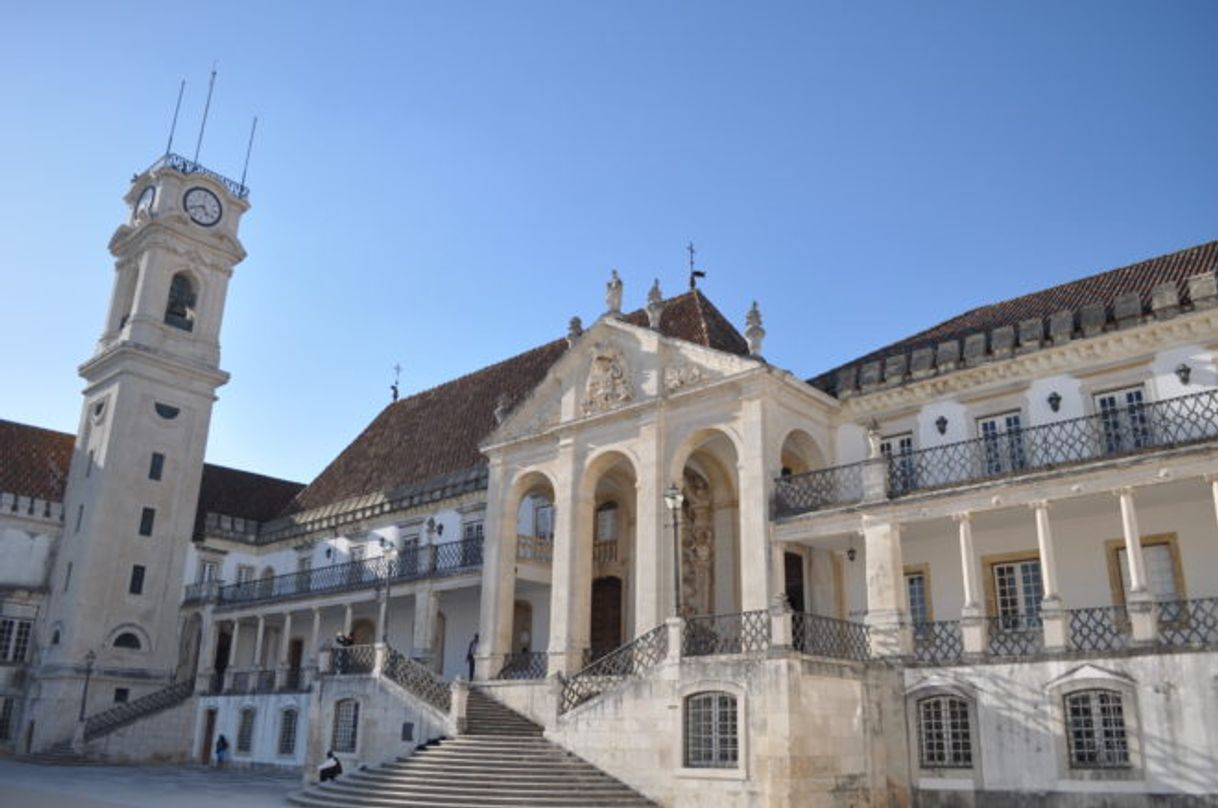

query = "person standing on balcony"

[
  {"left": 334, "top": 630, "right": 353, "bottom": 674},
  {"left": 466, "top": 632, "right": 479, "bottom": 680}
]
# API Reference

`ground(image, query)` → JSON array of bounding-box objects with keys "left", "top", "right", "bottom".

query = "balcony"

[
  {"left": 213, "top": 537, "right": 483, "bottom": 609},
  {"left": 206, "top": 666, "right": 313, "bottom": 695},
  {"left": 516, "top": 534, "right": 553, "bottom": 563},
  {"left": 775, "top": 388, "right": 1218, "bottom": 518},
  {"left": 182, "top": 579, "right": 223, "bottom": 605}
]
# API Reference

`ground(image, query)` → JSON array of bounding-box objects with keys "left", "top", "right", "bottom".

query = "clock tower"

[{"left": 31, "top": 154, "right": 250, "bottom": 747}]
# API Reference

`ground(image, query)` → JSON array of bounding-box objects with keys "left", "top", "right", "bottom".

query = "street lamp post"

[
  {"left": 78, "top": 650, "right": 96, "bottom": 722},
  {"left": 378, "top": 538, "right": 398, "bottom": 644},
  {"left": 664, "top": 483, "right": 685, "bottom": 618}
]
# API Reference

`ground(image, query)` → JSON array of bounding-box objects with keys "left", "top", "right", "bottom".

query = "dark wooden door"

[
  {"left": 590, "top": 577, "right": 623, "bottom": 655},
  {"left": 201, "top": 709, "right": 216, "bottom": 765},
  {"left": 784, "top": 552, "right": 806, "bottom": 613}
]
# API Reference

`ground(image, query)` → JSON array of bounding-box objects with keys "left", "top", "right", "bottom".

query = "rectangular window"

[
  {"left": 596, "top": 504, "right": 618, "bottom": 542},
  {"left": 905, "top": 569, "right": 930, "bottom": 629},
  {"left": 114, "top": 688, "right": 129, "bottom": 704},
  {"left": 332, "top": 700, "right": 359, "bottom": 753},
  {"left": 64, "top": 562, "right": 73, "bottom": 592},
  {"left": 992, "top": 558, "right": 1043, "bottom": 630},
  {"left": 197, "top": 560, "right": 219, "bottom": 584},
  {"left": 0, "top": 619, "right": 33, "bottom": 663},
  {"left": 0, "top": 697, "right": 12, "bottom": 740},
  {"left": 463, "top": 520, "right": 484, "bottom": 542},
  {"left": 977, "top": 411, "right": 1026, "bottom": 475},
  {"left": 75, "top": 505, "right": 84, "bottom": 533},
  {"left": 881, "top": 433, "right": 917, "bottom": 495},
  {"left": 918, "top": 696, "right": 973, "bottom": 768},
  {"left": 1095, "top": 386, "right": 1150, "bottom": 455},
  {"left": 1108, "top": 534, "right": 1185, "bottom": 619},
  {"left": 149, "top": 452, "right": 165, "bottom": 481},
  {"left": 138, "top": 507, "right": 155, "bottom": 536},
  {"left": 278, "top": 709, "right": 298, "bottom": 756},
  {"left": 237, "top": 708, "right": 256, "bottom": 753},
  {"left": 237, "top": 565, "right": 255, "bottom": 584},
  {"left": 1065, "top": 689, "right": 1130, "bottom": 769},
  {"left": 129, "top": 565, "right": 146, "bottom": 595},
  {"left": 534, "top": 504, "right": 554, "bottom": 539},
  {"left": 86, "top": 449, "right": 94, "bottom": 477},
  {"left": 684, "top": 691, "right": 739, "bottom": 768}
]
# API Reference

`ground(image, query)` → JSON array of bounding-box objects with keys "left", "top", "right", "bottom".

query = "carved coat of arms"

[{"left": 582, "top": 344, "right": 634, "bottom": 415}]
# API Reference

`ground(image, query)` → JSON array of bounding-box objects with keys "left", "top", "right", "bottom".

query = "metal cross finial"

[
  {"left": 687, "top": 241, "right": 707, "bottom": 290},
  {"left": 391, "top": 363, "right": 402, "bottom": 403}
]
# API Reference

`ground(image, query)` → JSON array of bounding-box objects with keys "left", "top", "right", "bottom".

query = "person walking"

[
  {"left": 214, "top": 734, "right": 229, "bottom": 768},
  {"left": 465, "top": 632, "right": 479, "bottom": 680}
]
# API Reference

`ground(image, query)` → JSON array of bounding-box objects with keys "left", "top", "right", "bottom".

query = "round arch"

[
  {"left": 107, "top": 623, "right": 152, "bottom": 653},
  {"left": 778, "top": 428, "right": 827, "bottom": 476}
]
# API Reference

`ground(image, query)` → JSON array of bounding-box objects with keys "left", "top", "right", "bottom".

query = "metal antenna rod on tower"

[
  {"left": 164, "top": 80, "right": 186, "bottom": 157},
  {"left": 193, "top": 63, "right": 217, "bottom": 164},
  {"left": 239, "top": 116, "right": 258, "bottom": 189}
]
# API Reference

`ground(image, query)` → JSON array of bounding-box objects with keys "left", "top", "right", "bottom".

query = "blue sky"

[{"left": 3, "top": 2, "right": 1216, "bottom": 484}]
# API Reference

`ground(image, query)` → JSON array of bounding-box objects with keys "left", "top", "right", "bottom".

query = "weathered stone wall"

[{"left": 83, "top": 696, "right": 197, "bottom": 763}]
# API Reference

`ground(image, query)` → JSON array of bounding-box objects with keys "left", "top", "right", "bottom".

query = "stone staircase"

[
  {"left": 21, "top": 739, "right": 90, "bottom": 766},
  {"left": 289, "top": 689, "right": 656, "bottom": 807}
]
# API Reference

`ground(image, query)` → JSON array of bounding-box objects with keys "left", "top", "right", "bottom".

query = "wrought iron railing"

[
  {"left": 773, "top": 463, "right": 865, "bottom": 517},
  {"left": 792, "top": 612, "right": 872, "bottom": 662},
  {"left": 229, "top": 669, "right": 252, "bottom": 693},
  {"left": 1068, "top": 606, "right": 1130, "bottom": 653},
  {"left": 255, "top": 669, "right": 277, "bottom": 693},
  {"left": 148, "top": 152, "right": 250, "bottom": 199},
  {"left": 495, "top": 651, "right": 548, "bottom": 680},
  {"left": 986, "top": 615, "right": 1043, "bottom": 657},
  {"left": 1157, "top": 597, "right": 1218, "bottom": 648},
  {"left": 279, "top": 667, "right": 309, "bottom": 692},
  {"left": 516, "top": 534, "right": 553, "bottom": 563},
  {"left": 775, "top": 389, "right": 1218, "bottom": 516},
  {"left": 383, "top": 646, "right": 451, "bottom": 713},
  {"left": 182, "top": 579, "right": 223, "bottom": 605},
  {"left": 328, "top": 644, "right": 376, "bottom": 675},
  {"left": 559, "top": 624, "right": 668, "bottom": 714},
  {"left": 83, "top": 679, "right": 194, "bottom": 742},
  {"left": 215, "top": 538, "right": 483, "bottom": 608},
  {"left": 910, "top": 620, "right": 962, "bottom": 664},
  {"left": 682, "top": 611, "right": 771, "bottom": 657}
]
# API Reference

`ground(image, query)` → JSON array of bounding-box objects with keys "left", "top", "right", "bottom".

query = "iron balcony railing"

[
  {"left": 148, "top": 152, "right": 250, "bottom": 199},
  {"left": 986, "top": 614, "right": 1044, "bottom": 657},
  {"left": 1158, "top": 597, "right": 1218, "bottom": 648},
  {"left": 559, "top": 624, "right": 668, "bottom": 714},
  {"left": 682, "top": 610, "right": 771, "bottom": 657},
  {"left": 1068, "top": 606, "right": 1130, "bottom": 653},
  {"left": 495, "top": 651, "right": 548, "bottom": 680},
  {"left": 910, "top": 620, "right": 962, "bottom": 664},
  {"left": 383, "top": 646, "right": 452, "bottom": 713},
  {"left": 793, "top": 612, "right": 873, "bottom": 662},
  {"left": 182, "top": 579, "right": 223, "bottom": 605},
  {"left": 214, "top": 537, "right": 483, "bottom": 608},
  {"left": 775, "top": 388, "right": 1218, "bottom": 517}
]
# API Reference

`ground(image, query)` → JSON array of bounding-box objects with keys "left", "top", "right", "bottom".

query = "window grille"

[
  {"left": 683, "top": 691, "right": 738, "bottom": 769},
  {"left": 237, "top": 708, "right": 256, "bottom": 753},
  {"left": 1095, "top": 387, "right": 1150, "bottom": 455},
  {"left": 278, "top": 709, "right": 298, "bottom": 755},
  {"left": 0, "top": 697, "right": 12, "bottom": 740},
  {"left": 993, "top": 559, "right": 1042, "bottom": 629},
  {"left": 917, "top": 696, "right": 972, "bottom": 768},
  {"left": 0, "top": 619, "right": 33, "bottom": 662},
  {"left": 977, "top": 412, "right": 1026, "bottom": 474},
  {"left": 463, "top": 521, "right": 484, "bottom": 542},
  {"left": 332, "top": 699, "right": 359, "bottom": 753},
  {"left": 1065, "top": 689, "right": 1129, "bottom": 769},
  {"left": 595, "top": 502, "right": 618, "bottom": 542},
  {"left": 905, "top": 573, "right": 928, "bottom": 629}
]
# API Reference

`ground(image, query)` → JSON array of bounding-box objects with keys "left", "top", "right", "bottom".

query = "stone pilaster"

[{"left": 862, "top": 518, "right": 910, "bottom": 657}]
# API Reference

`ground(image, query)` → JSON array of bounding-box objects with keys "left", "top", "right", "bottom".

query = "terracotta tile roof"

[
  {"left": 810, "top": 240, "right": 1218, "bottom": 394},
  {"left": 0, "top": 419, "right": 74, "bottom": 501},
  {"left": 284, "top": 289, "right": 749, "bottom": 515},
  {"left": 194, "top": 464, "right": 305, "bottom": 538},
  {"left": 0, "top": 418, "right": 302, "bottom": 534}
]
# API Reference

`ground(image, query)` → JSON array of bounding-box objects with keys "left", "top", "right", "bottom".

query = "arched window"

[
  {"left": 332, "top": 698, "right": 359, "bottom": 753},
  {"left": 278, "top": 708, "right": 298, "bottom": 756},
  {"left": 1065, "top": 689, "right": 1129, "bottom": 769},
  {"left": 684, "top": 691, "right": 737, "bottom": 768},
  {"left": 164, "top": 273, "right": 197, "bottom": 332},
  {"left": 237, "top": 707, "right": 256, "bottom": 753},
  {"left": 917, "top": 695, "right": 973, "bottom": 768},
  {"left": 595, "top": 501, "right": 618, "bottom": 543},
  {"left": 113, "top": 632, "right": 142, "bottom": 650}
]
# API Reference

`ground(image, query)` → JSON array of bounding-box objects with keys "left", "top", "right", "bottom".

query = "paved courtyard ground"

[{"left": 0, "top": 759, "right": 299, "bottom": 808}]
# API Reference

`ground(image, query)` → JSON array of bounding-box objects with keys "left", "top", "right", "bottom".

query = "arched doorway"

[
  {"left": 671, "top": 429, "right": 741, "bottom": 617},
  {"left": 578, "top": 450, "right": 638, "bottom": 656}
]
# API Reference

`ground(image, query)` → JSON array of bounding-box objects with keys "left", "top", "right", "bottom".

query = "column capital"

[
  {"left": 1114, "top": 486, "right": 1136, "bottom": 498},
  {"left": 1028, "top": 499, "right": 1051, "bottom": 512},
  {"left": 951, "top": 511, "right": 972, "bottom": 524}
]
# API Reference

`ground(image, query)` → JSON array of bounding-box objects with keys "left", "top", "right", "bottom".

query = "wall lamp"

[
  {"left": 1175, "top": 363, "right": 1192, "bottom": 385},
  {"left": 935, "top": 415, "right": 948, "bottom": 435},
  {"left": 1047, "top": 391, "right": 1062, "bottom": 412}
]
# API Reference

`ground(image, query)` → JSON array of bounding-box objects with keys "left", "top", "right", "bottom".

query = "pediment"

[
  {"left": 485, "top": 317, "right": 760, "bottom": 447},
  {"left": 1045, "top": 663, "right": 1134, "bottom": 690}
]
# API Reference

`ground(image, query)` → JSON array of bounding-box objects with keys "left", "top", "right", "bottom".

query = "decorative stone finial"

[
  {"left": 493, "top": 393, "right": 511, "bottom": 425},
  {"left": 567, "top": 316, "right": 583, "bottom": 347},
  {"left": 605, "top": 269, "right": 623, "bottom": 316},
  {"left": 646, "top": 279, "right": 665, "bottom": 330},
  {"left": 744, "top": 300, "right": 765, "bottom": 357}
]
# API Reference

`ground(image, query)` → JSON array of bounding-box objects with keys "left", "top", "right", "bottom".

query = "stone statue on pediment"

[{"left": 605, "top": 270, "right": 623, "bottom": 316}]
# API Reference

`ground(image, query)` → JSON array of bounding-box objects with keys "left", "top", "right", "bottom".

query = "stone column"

[
  {"left": 862, "top": 518, "right": 909, "bottom": 657},
  {"left": 953, "top": 513, "right": 986, "bottom": 655},
  {"left": 277, "top": 611, "right": 293, "bottom": 688},
  {"left": 476, "top": 455, "right": 515, "bottom": 679},
  {"left": 737, "top": 397, "right": 773, "bottom": 612},
  {"left": 310, "top": 608, "right": 321, "bottom": 662},
  {"left": 196, "top": 609, "right": 217, "bottom": 684},
  {"left": 377, "top": 590, "right": 390, "bottom": 644},
  {"left": 547, "top": 438, "right": 586, "bottom": 675},
  {"left": 253, "top": 615, "right": 266, "bottom": 669},
  {"left": 227, "top": 619, "right": 241, "bottom": 689},
  {"left": 1117, "top": 488, "right": 1156, "bottom": 643},
  {"left": 1032, "top": 501, "right": 1066, "bottom": 650},
  {"left": 1209, "top": 475, "right": 1218, "bottom": 533},
  {"left": 413, "top": 587, "right": 440, "bottom": 666},
  {"left": 633, "top": 415, "right": 664, "bottom": 634},
  {"left": 665, "top": 616, "right": 684, "bottom": 664},
  {"left": 343, "top": 603, "right": 354, "bottom": 636}
]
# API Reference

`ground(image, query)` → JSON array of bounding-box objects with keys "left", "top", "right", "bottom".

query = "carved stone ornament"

[
  {"left": 663, "top": 362, "right": 704, "bottom": 393},
  {"left": 582, "top": 343, "right": 634, "bottom": 415}
]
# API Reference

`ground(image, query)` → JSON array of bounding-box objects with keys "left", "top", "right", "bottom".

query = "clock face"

[
  {"left": 134, "top": 185, "right": 155, "bottom": 218},
  {"left": 183, "top": 186, "right": 222, "bottom": 227}
]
